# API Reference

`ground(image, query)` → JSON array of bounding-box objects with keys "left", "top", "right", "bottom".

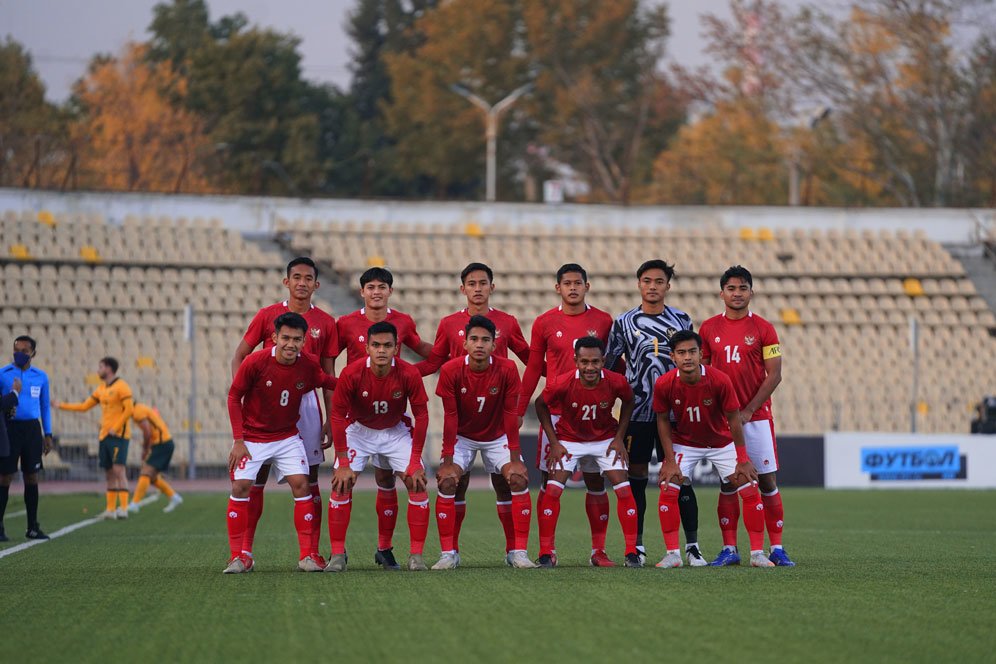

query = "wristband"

[{"left": 735, "top": 445, "right": 749, "bottom": 463}]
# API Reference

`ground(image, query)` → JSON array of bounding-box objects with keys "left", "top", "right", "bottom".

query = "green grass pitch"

[{"left": 1, "top": 488, "right": 994, "bottom": 662}]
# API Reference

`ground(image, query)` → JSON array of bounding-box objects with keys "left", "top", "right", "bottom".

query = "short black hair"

[
  {"left": 670, "top": 330, "right": 702, "bottom": 350},
  {"left": 367, "top": 321, "right": 398, "bottom": 342},
  {"left": 287, "top": 256, "right": 318, "bottom": 279},
  {"left": 14, "top": 335, "right": 36, "bottom": 353},
  {"left": 461, "top": 262, "right": 494, "bottom": 284},
  {"left": 574, "top": 336, "right": 605, "bottom": 354},
  {"left": 720, "top": 265, "right": 753, "bottom": 289},
  {"left": 100, "top": 357, "right": 119, "bottom": 374},
  {"left": 637, "top": 259, "right": 675, "bottom": 281},
  {"left": 360, "top": 267, "right": 394, "bottom": 288},
  {"left": 465, "top": 315, "right": 496, "bottom": 339},
  {"left": 557, "top": 263, "right": 587, "bottom": 283},
  {"left": 274, "top": 312, "right": 308, "bottom": 334}
]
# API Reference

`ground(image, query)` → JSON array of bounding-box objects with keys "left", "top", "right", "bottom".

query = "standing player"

[
  {"left": 432, "top": 315, "right": 534, "bottom": 570},
  {"left": 128, "top": 403, "right": 184, "bottom": 514},
  {"left": 518, "top": 264, "right": 615, "bottom": 566},
  {"left": 231, "top": 257, "right": 337, "bottom": 563},
  {"left": 326, "top": 321, "right": 430, "bottom": 573},
  {"left": 225, "top": 313, "right": 337, "bottom": 574},
  {"left": 0, "top": 336, "right": 53, "bottom": 539},
  {"left": 699, "top": 266, "right": 793, "bottom": 566},
  {"left": 55, "top": 357, "right": 134, "bottom": 519},
  {"left": 653, "top": 330, "right": 773, "bottom": 568},
  {"left": 534, "top": 337, "right": 640, "bottom": 568},
  {"left": 416, "top": 262, "right": 531, "bottom": 558},
  {"left": 604, "top": 260, "right": 703, "bottom": 565}
]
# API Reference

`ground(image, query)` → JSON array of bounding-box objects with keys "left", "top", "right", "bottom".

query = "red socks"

[
  {"left": 762, "top": 489, "right": 784, "bottom": 547},
  {"left": 739, "top": 484, "right": 765, "bottom": 551},
  {"left": 376, "top": 486, "right": 399, "bottom": 550},
  {"left": 227, "top": 496, "right": 249, "bottom": 558},
  {"left": 496, "top": 500, "right": 515, "bottom": 553},
  {"left": 309, "top": 483, "right": 323, "bottom": 556},
  {"left": 328, "top": 491, "right": 352, "bottom": 555},
  {"left": 407, "top": 492, "right": 430, "bottom": 555},
  {"left": 454, "top": 501, "right": 467, "bottom": 551},
  {"left": 242, "top": 484, "right": 265, "bottom": 554},
  {"left": 585, "top": 490, "right": 610, "bottom": 551},
  {"left": 538, "top": 481, "right": 564, "bottom": 556},
  {"left": 717, "top": 489, "right": 740, "bottom": 547},
  {"left": 510, "top": 490, "right": 532, "bottom": 552},
  {"left": 293, "top": 496, "right": 316, "bottom": 559},
  {"left": 613, "top": 483, "right": 638, "bottom": 556},
  {"left": 435, "top": 493, "right": 456, "bottom": 552},
  {"left": 657, "top": 482, "right": 681, "bottom": 551}
]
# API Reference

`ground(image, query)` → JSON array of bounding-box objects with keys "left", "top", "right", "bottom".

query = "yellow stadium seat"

[
  {"left": 739, "top": 227, "right": 757, "bottom": 240},
  {"left": 136, "top": 356, "right": 156, "bottom": 369},
  {"left": 80, "top": 246, "right": 102, "bottom": 263},
  {"left": 9, "top": 244, "right": 32, "bottom": 260},
  {"left": 465, "top": 222, "right": 484, "bottom": 238},
  {"left": 366, "top": 255, "right": 385, "bottom": 268},
  {"left": 903, "top": 278, "right": 925, "bottom": 297},
  {"left": 780, "top": 307, "right": 803, "bottom": 325},
  {"left": 916, "top": 401, "right": 929, "bottom": 415},
  {"left": 757, "top": 227, "right": 775, "bottom": 241},
  {"left": 85, "top": 373, "right": 102, "bottom": 386},
  {"left": 37, "top": 210, "right": 55, "bottom": 226}
]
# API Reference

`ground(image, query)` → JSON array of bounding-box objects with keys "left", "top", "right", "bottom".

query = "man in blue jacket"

[{"left": 0, "top": 336, "right": 53, "bottom": 541}]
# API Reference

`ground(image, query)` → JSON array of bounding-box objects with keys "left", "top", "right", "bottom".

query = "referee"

[
  {"left": 605, "top": 260, "right": 703, "bottom": 565},
  {"left": 0, "top": 336, "right": 53, "bottom": 541}
]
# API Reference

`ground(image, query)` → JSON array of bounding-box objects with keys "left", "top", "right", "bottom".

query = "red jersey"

[
  {"left": 242, "top": 301, "right": 338, "bottom": 362},
  {"left": 541, "top": 370, "right": 633, "bottom": 443},
  {"left": 699, "top": 311, "right": 780, "bottom": 422},
  {"left": 417, "top": 308, "right": 530, "bottom": 376},
  {"left": 335, "top": 308, "right": 424, "bottom": 366},
  {"left": 652, "top": 366, "right": 740, "bottom": 448},
  {"left": 436, "top": 355, "right": 521, "bottom": 454},
  {"left": 227, "top": 348, "right": 337, "bottom": 443},
  {"left": 518, "top": 304, "right": 613, "bottom": 416}
]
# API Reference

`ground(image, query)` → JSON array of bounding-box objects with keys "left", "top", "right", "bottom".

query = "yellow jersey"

[
  {"left": 132, "top": 403, "right": 171, "bottom": 445},
  {"left": 60, "top": 377, "right": 134, "bottom": 440}
]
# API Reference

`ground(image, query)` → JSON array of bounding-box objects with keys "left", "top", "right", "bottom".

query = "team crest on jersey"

[
  {"left": 311, "top": 328, "right": 321, "bottom": 338},
  {"left": 266, "top": 381, "right": 272, "bottom": 387},
  {"left": 714, "top": 337, "right": 721, "bottom": 343},
  {"left": 460, "top": 387, "right": 467, "bottom": 394},
  {"left": 392, "top": 390, "right": 403, "bottom": 399},
  {"left": 744, "top": 336, "right": 756, "bottom": 346},
  {"left": 296, "top": 382, "right": 305, "bottom": 390},
  {"left": 458, "top": 330, "right": 465, "bottom": 336},
  {"left": 489, "top": 386, "right": 499, "bottom": 395},
  {"left": 599, "top": 401, "right": 610, "bottom": 409},
  {"left": 703, "top": 399, "right": 713, "bottom": 406},
  {"left": 571, "top": 402, "right": 578, "bottom": 408},
  {"left": 556, "top": 331, "right": 563, "bottom": 338},
  {"left": 587, "top": 329, "right": 597, "bottom": 337},
  {"left": 362, "top": 391, "right": 369, "bottom": 397},
  {"left": 675, "top": 399, "right": 681, "bottom": 405},
  {"left": 495, "top": 329, "right": 501, "bottom": 338},
  {"left": 359, "top": 335, "right": 365, "bottom": 343}
]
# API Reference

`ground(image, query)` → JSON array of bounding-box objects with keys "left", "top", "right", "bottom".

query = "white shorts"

[
  {"left": 335, "top": 421, "right": 416, "bottom": 473},
  {"left": 453, "top": 435, "right": 512, "bottom": 475},
  {"left": 537, "top": 415, "right": 599, "bottom": 473},
  {"left": 233, "top": 435, "right": 309, "bottom": 482},
  {"left": 743, "top": 420, "right": 778, "bottom": 473},
  {"left": 674, "top": 443, "right": 737, "bottom": 482},
  {"left": 551, "top": 439, "right": 627, "bottom": 474}
]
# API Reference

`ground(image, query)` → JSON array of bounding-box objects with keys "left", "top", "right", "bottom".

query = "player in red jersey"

[
  {"left": 517, "top": 263, "right": 616, "bottom": 566},
  {"left": 224, "top": 312, "right": 338, "bottom": 574},
  {"left": 325, "top": 321, "right": 431, "bottom": 572},
  {"left": 230, "top": 257, "right": 337, "bottom": 565},
  {"left": 534, "top": 337, "right": 639, "bottom": 568},
  {"left": 416, "top": 263, "right": 531, "bottom": 558},
  {"left": 431, "top": 315, "right": 535, "bottom": 570},
  {"left": 699, "top": 266, "right": 793, "bottom": 566},
  {"left": 652, "top": 330, "right": 773, "bottom": 568}
]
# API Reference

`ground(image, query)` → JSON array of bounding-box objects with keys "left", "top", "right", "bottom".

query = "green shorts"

[
  {"left": 145, "top": 440, "right": 175, "bottom": 472},
  {"left": 98, "top": 436, "right": 130, "bottom": 469}
]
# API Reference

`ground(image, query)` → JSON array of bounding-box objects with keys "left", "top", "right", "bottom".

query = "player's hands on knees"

[
  {"left": 732, "top": 460, "right": 759, "bottom": 487},
  {"left": 228, "top": 440, "right": 250, "bottom": 474},
  {"left": 436, "top": 460, "right": 462, "bottom": 485},
  {"left": 407, "top": 465, "right": 428, "bottom": 493},
  {"left": 547, "top": 441, "right": 568, "bottom": 471},
  {"left": 331, "top": 465, "right": 356, "bottom": 494},
  {"left": 502, "top": 459, "right": 528, "bottom": 486},
  {"left": 607, "top": 437, "right": 628, "bottom": 466},
  {"left": 659, "top": 460, "right": 683, "bottom": 486}
]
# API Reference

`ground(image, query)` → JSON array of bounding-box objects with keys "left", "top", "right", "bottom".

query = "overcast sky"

[{"left": 2, "top": 0, "right": 817, "bottom": 102}]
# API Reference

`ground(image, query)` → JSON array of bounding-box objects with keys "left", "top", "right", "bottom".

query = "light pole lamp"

[{"left": 450, "top": 82, "right": 533, "bottom": 202}]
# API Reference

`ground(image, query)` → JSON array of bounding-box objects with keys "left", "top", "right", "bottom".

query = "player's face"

[
  {"left": 460, "top": 271, "right": 494, "bottom": 306},
  {"left": 670, "top": 340, "right": 702, "bottom": 374},
  {"left": 13, "top": 340, "right": 34, "bottom": 358},
  {"left": 366, "top": 332, "right": 397, "bottom": 366},
  {"left": 464, "top": 327, "right": 495, "bottom": 361},
  {"left": 272, "top": 326, "right": 306, "bottom": 362},
  {"left": 639, "top": 269, "right": 670, "bottom": 304},
  {"left": 361, "top": 280, "right": 392, "bottom": 310},
  {"left": 721, "top": 277, "right": 752, "bottom": 311},
  {"left": 555, "top": 272, "right": 589, "bottom": 305},
  {"left": 97, "top": 362, "right": 112, "bottom": 380},
  {"left": 574, "top": 346, "right": 604, "bottom": 383},
  {"left": 284, "top": 265, "right": 318, "bottom": 300}
]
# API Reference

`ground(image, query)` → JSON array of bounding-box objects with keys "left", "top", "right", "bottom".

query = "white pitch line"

[
  {"left": 6, "top": 509, "right": 26, "bottom": 519},
  {"left": 0, "top": 495, "right": 159, "bottom": 560}
]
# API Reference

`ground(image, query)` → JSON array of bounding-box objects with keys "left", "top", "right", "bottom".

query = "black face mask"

[{"left": 13, "top": 352, "right": 30, "bottom": 369}]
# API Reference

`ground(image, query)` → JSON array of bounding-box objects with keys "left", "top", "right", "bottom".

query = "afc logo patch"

[
  {"left": 392, "top": 390, "right": 403, "bottom": 399},
  {"left": 311, "top": 328, "right": 321, "bottom": 339}
]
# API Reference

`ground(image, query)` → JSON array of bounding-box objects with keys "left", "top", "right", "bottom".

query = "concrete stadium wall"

[{"left": 2, "top": 187, "right": 992, "bottom": 244}]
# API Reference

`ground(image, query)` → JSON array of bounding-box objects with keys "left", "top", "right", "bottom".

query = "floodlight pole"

[{"left": 450, "top": 83, "right": 533, "bottom": 202}]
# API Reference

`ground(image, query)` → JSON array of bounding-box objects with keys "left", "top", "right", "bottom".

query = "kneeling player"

[
  {"left": 327, "top": 321, "right": 430, "bottom": 572},
  {"left": 433, "top": 315, "right": 534, "bottom": 570},
  {"left": 535, "top": 337, "right": 641, "bottom": 568},
  {"left": 224, "top": 313, "right": 337, "bottom": 574},
  {"left": 652, "top": 330, "right": 773, "bottom": 568}
]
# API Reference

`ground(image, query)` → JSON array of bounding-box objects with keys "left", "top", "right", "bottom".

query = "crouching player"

[
  {"left": 433, "top": 315, "right": 534, "bottom": 570},
  {"left": 326, "top": 321, "right": 431, "bottom": 572},
  {"left": 224, "top": 313, "right": 338, "bottom": 574},
  {"left": 535, "top": 337, "right": 641, "bottom": 568},
  {"left": 652, "top": 330, "right": 773, "bottom": 568}
]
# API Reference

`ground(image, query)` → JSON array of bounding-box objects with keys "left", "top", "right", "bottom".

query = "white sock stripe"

[
  {"left": 409, "top": 499, "right": 430, "bottom": 506},
  {"left": 666, "top": 482, "right": 682, "bottom": 491},
  {"left": 294, "top": 495, "right": 312, "bottom": 502},
  {"left": 251, "top": 484, "right": 266, "bottom": 488},
  {"left": 736, "top": 483, "right": 755, "bottom": 494},
  {"left": 329, "top": 499, "right": 351, "bottom": 506},
  {"left": 230, "top": 496, "right": 250, "bottom": 502},
  {"left": 720, "top": 490, "right": 738, "bottom": 496},
  {"left": 586, "top": 490, "right": 607, "bottom": 496},
  {"left": 455, "top": 500, "right": 467, "bottom": 506},
  {"left": 548, "top": 481, "right": 566, "bottom": 490},
  {"left": 496, "top": 500, "right": 512, "bottom": 506},
  {"left": 511, "top": 490, "right": 530, "bottom": 496},
  {"left": 612, "top": 482, "right": 630, "bottom": 491},
  {"left": 761, "top": 488, "right": 779, "bottom": 497},
  {"left": 438, "top": 493, "right": 456, "bottom": 499}
]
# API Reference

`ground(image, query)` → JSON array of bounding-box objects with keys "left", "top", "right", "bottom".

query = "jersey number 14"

[{"left": 724, "top": 345, "right": 741, "bottom": 363}]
